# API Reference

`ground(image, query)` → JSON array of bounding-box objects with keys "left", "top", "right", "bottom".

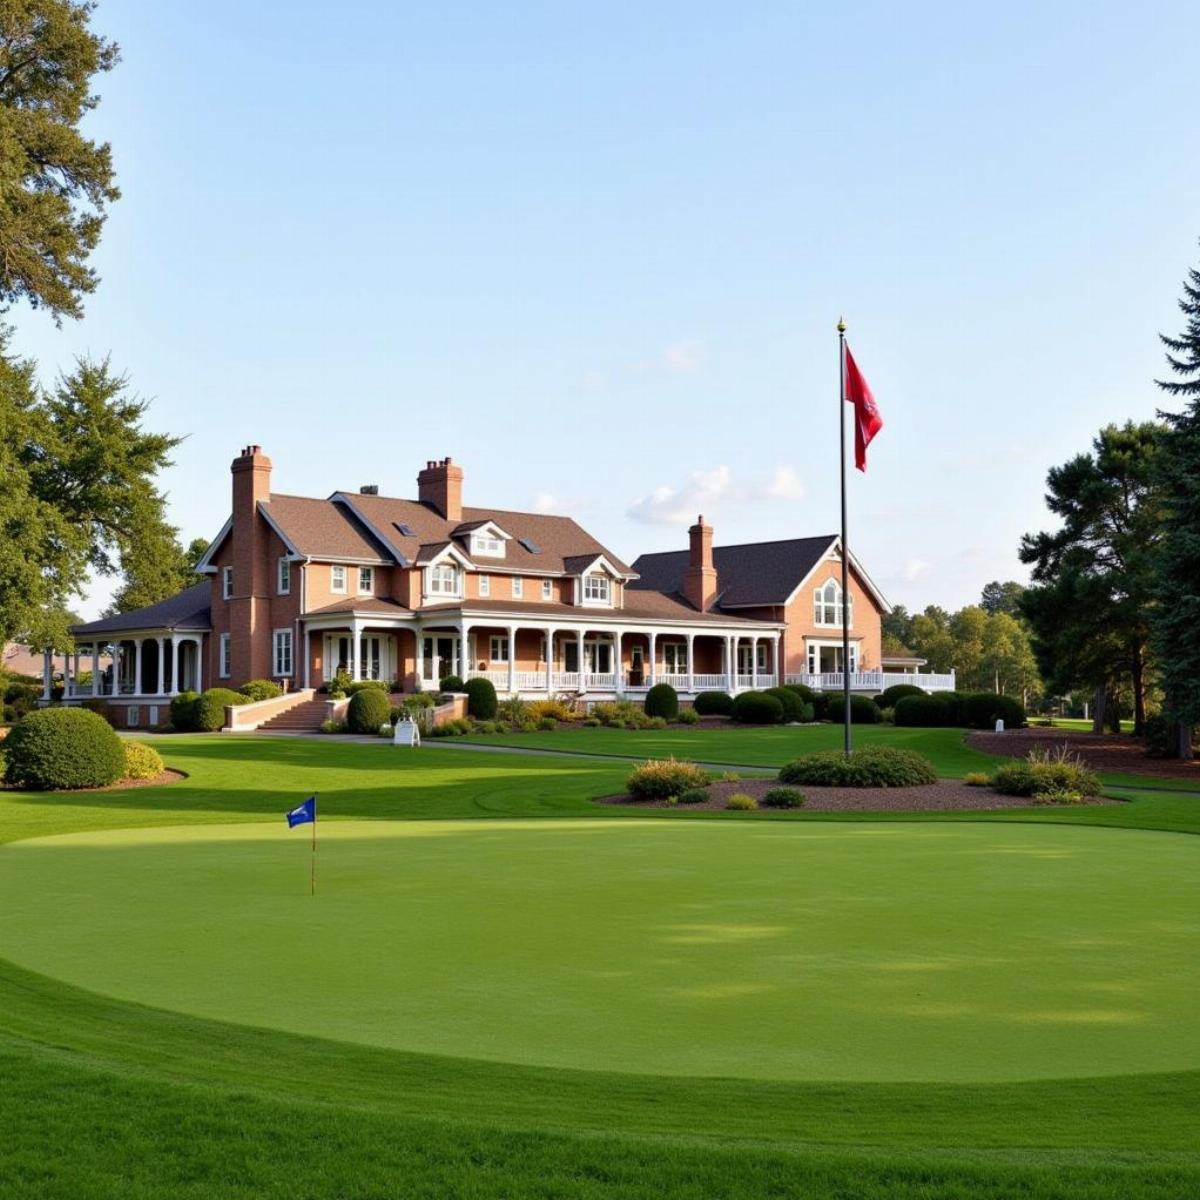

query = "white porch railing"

[
  {"left": 785, "top": 670, "right": 957, "bottom": 693},
  {"left": 692, "top": 673, "right": 727, "bottom": 690}
]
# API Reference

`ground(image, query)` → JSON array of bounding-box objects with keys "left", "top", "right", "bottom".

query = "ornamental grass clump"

[
  {"left": 726, "top": 792, "right": 758, "bottom": 811},
  {"left": 990, "top": 746, "right": 1100, "bottom": 798},
  {"left": 778, "top": 746, "right": 938, "bottom": 788},
  {"left": 626, "top": 758, "right": 710, "bottom": 801}
]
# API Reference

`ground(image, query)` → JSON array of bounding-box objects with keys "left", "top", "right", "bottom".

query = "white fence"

[{"left": 785, "top": 670, "right": 957, "bottom": 693}]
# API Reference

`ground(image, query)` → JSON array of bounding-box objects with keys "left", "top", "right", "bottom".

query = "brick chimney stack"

[
  {"left": 682, "top": 514, "right": 719, "bottom": 611},
  {"left": 229, "top": 444, "right": 273, "bottom": 680},
  {"left": 417, "top": 456, "right": 464, "bottom": 522}
]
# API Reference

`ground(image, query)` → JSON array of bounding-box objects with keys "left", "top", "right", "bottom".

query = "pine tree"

[{"left": 1152, "top": 245, "right": 1200, "bottom": 757}]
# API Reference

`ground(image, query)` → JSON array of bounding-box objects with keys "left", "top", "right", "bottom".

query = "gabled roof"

[
  {"left": 631, "top": 536, "right": 838, "bottom": 607},
  {"left": 263, "top": 495, "right": 394, "bottom": 563},
  {"left": 70, "top": 583, "right": 212, "bottom": 637}
]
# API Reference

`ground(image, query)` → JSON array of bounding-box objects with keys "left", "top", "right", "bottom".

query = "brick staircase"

[{"left": 258, "top": 696, "right": 330, "bottom": 733}]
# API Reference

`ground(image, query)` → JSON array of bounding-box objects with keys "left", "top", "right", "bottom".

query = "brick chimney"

[
  {"left": 417, "top": 456, "right": 464, "bottom": 521},
  {"left": 682, "top": 514, "right": 719, "bottom": 611},
  {"left": 229, "top": 444, "right": 273, "bottom": 680}
]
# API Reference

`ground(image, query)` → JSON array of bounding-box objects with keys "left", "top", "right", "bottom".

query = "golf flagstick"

[{"left": 311, "top": 794, "right": 318, "bottom": 896}]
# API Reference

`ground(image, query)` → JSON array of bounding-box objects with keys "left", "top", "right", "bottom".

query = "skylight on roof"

[
  {"left": 518, "top": 537, "right": 541, "bottom": 554},
  {"left": 394, "top": 521, "right": 416, "bottom": 537}
]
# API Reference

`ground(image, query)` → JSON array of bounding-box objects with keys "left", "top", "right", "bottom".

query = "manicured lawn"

[{"left": 1, "top": 735, "right": 1199, "bottom": 1198}]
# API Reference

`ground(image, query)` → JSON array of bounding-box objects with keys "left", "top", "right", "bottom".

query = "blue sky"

[{"left": 12, "top": 1, "right": 1200, "bottom": 618}]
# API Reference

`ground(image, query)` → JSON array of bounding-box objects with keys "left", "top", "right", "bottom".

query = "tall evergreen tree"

[
  {"left": 980, "top": 580, "right": 1026, "bottom": 617},
  {"left": 1019, "top": 421, "right": 1166, "bottom": 734},
  {"left": 0, "top": 1, "right": 120, "bottom": 321},
  {"left": 1152, "top": 246, "right": 1200, "bottom": 757}
]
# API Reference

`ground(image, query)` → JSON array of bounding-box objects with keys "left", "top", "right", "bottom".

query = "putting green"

[{"left": 1, "top": 818, "right": 1196, "bottom": 1082}]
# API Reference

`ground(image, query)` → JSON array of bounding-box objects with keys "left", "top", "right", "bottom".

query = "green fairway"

[
  {"left": 459, "top": 723, "right": 1007, "bottom": 772},
  {"left": 1, "top": 734, "right": 1199, "bottom": 1198},
  {"left": 2, "top": 817, "right": 1197, "bottom": 1083}
]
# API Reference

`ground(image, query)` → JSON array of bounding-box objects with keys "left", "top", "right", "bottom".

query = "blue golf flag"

[{"left": 286, "top": 796, "right": 316, "bottom": 828}]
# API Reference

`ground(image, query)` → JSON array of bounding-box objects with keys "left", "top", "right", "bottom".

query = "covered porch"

[{"left": 45, "top": 633, "right": 205, "bottom": 701}]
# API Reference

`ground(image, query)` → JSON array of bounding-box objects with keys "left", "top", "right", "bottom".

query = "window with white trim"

[
  {"left": 512, "top": 576, "right": 523, "bottom": 598},
  {"left": 582, "top": 574, "right": 611, "bottom": 605},
  {"left": 470, "top": 533, "right": 505, "bottom": 558},
  {"left": 128, "top": 706, "right": 140, "bottom": 727},
  {"left": 478, "top": 574, "right": 490, "bottom": 597},
  {"left": 358, "top": 566, "right": 374, "bottom": 594},
  {"left": 222, "top": 566, "right": 233, "bottom": 600},
  {"left": 541, "top": 579, "right": 552, "bottom": 600},
  {"left": 273, "top": 629, "right": 293, "bottom": 677},
  {"left": 813, "top": 579, "right": 852, "bottom": 627},
  {"left": 663, "top": 643, "right": 688, "bottom": 673},
  {"left": 425, "top": 563, "right": 462, "bottom": 597},
  {"left": 219, "top": 633, "right": 232, "bottom": 678},
  {"left": 277, "top": 557, "right": 291, "bottom": 595},
  {"left": 489, "top": 635, "right": 510, "bottom": 662},
  {"left": 331, "top": 565, "right": 347, "bottom": 593}
]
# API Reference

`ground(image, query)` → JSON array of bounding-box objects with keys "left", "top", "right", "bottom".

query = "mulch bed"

[
  {"left": 0, "top": 768, "right": 185, "bottom": 793},
  {"left": 596, "top": 777, "right": 1119, "bottom": 813},
  {"left": 968, "top": 727, "right": 1200, "bottom": 782}
]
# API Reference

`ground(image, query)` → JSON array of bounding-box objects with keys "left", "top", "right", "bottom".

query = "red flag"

[{"left": 844, "top": 344, "right": 883, "bottom": 471}]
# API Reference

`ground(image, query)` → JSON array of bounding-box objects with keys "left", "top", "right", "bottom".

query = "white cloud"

[
  {"left": 902, "top": 557, "right": 930, "bottom": 582},
  {"left": 627, "top": 464, "right": 732, "bottom": 525},
  {"left": 759, "top": 464, "right": 806, "bottom": 501},
  {"left": 532, "top": 492, "right": 561, "bottom": 514},
  {"left": 660, "top": 339, "right": 704, "bottom": 374}
]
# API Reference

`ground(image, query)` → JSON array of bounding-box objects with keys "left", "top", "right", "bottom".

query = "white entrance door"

[
  {"left": 324, "top": 634, "right": 390, "bottom": 682},
  {"left": 421, "top": 635, "right": 461, "bottom": 685}
]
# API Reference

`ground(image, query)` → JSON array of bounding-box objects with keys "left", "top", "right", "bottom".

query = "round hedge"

[
  {"left": 169, "top": 690, "right": 200, "bottom": 731},
  {"left": 778, "top": 746, "right": 938, "bottom": 788},
  {"left": 730, "top": 690, "right": 784, "bottom": 725},
  {"left": 825, "top": 693, "right": 882, "bottom": 724},
  {"left": 893, "top": 694, "right": 951, "bottom": 727},
  {"left": 439, "top": 675, "right": 464, "bottom": 692},
  {"left": 348, "top": 687, "right": 391, "bottom": 733},
  {"left": 880, "top": 683, "right": 925, "bottom": 708},
  {"left": 693, "top": 690, "right": 733, "bottom": 716},
  {"left": 960, "top": 691, "right": 1027, "bottom": 730},
  {"left": 124, "top": 740, "right": 165, "bottom": 780},
  {"left": 3, "top": 707, "right": 125, "bottom": 790},
  {"left": 464, "top": 677, "right": 498, "bottom": 720},
  {"left": 644, "top": 683, "right": 679, "bottom": 720},
  {"left": 239, "top": 678, "right": 283, "bottom": 702},
  {"left": 764, "top": 686, "right": 804, "bottom": 722},
  {"left": 194, "top": 688, "right": 244, "bottom": 732},
  {"left": 782, "top": 682, "right": 816, "bottom": 704}
]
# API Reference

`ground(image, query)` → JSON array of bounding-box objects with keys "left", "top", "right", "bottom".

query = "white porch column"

[
  {"left": 193, "top": 638, "right": 202, "bottom": 692},
  {"left": 71, "top": 650, "right": 81, "bottom": 697},
  {"left": 459, "top": 621, "right": 471, "bottom": 680},
  {"left": 772, "top": 633, "right": 781, "bottom": 686},
  {"left": 63, "top": 649, "right": 72, "bottom": 699},
  {"left": 157, "top": 637, "right": 166, "bottom": 696},
  {"left": 350, "top": 622, "right": 361, "bottom": 681},
  {"left": 577, "top": 629, "right": 586, "bottom": 690},
  {"left": 91, "top": 643, "right": 100, "bottom": 697},
  {"left": 614, "top": 630, "right": 624, "bottom": 696},
  {"left": 750, "top": 637, "right": 759, "bottom": 690},
  {"left": 166, "top": 635, "right": 176, "bottom": 694},
  {"left": 727, "top": 636, "right": 736, "bottom": 692},
  {"left": 134, "top": 638, "right": 144, "bottom": 696},
  {"left": 686, "top": 632, "right": 695, "bottom": 694},
  {"left": 648, "top": 630, "right": 657, "bottom": 686},
  {"left": 507, "top": 625, "right": 517, "bottom": 696},
  {"left": 545, "top": 628, "right": 555, "bottom": 692},
  {"left": 42, "top": 649, "right": 52, "bottom": 700}
]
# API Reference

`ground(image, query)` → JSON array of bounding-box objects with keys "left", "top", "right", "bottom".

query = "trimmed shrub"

[
  {"left": 124, "top": 740, "right": 165, "bottom": 780},
  {"left": 990, "top": 747, "right": 1099, "bottom": 798},
  {"left": 537, "top": 717, "right": 556, "bottom": 731},
  {"left": 765, "top": 686, "right": 804, "bottom": 722},
  {"left": 169, "top": 690, "right": 200, "bottom": 732},
  {"left": 730, "top": 690, "right": 784, "bottom": 725},
  {"left": 693, "top": 690, "right": 733, "bottom": 716},
  {"left": 825, "top": 694, "right": 882, "bottom": 724},
  {"left": 782, "top": 682, "right": 816, "bottom": 704},
  {"left": 726, "top": 793, "right": 758, "bottom": 811},
  {"left": 193, "top": 688, "right": 244, "bottom": 732},
  {"left": 677, "top": 786, "right": 709, "bottom": 804},
  {"left": 4, "top": 708, "right": 125, "bottom": 790},
  {"left": 319, "top": 718, "right": 345, "bottom": 734},
  {"left": 963, "top": 772, "right": 992, "bottom": 787},
  {"left": 644, "top": 683, "right": 679, "bottom": 720},
  {"left": 527, "top": 698, "right": 577, "bottom": 723},
  {"left": 238, "top": 678, "right": 283, "bottom": 702},
  {"left": 880, "top": 683, "right": 925, "bottom": 708},
  {"left": 345, "top": 679, "right": 390, "bottom": 696},
  {"left": 348, "top": 687, "right": 391, "bottom": 733},
  {"left": 810, "top": 692, "right": 831, "bottom": 721},
  {"left": 643, "top": 715, "right": 668, "bottom": 729},
  {"left": 676, "top": 707, "right": 699, "bottom": 725},
  {"left": 581, "top": 716, "right": 601, "bottom": 727},
  {"left": 439, "top": 675, "right": 464, "bottom": 692},
  {"left": 761, "top": 786, "right": 806, "bottom": 809},
  {"left": 626, "top": 758, "right": 710, "bottom": 801},
  {"left": 402, "top": 692, "right": 436, "bottom": 709},
  {"left": 961, "top": 692, "right": 1027, "bottom": 730},
  {"left": 894, "top": 694, "right": 954, "bottom": 727},
  {"left": 778, "top": 746, "right": 938, "bottom": 788},
  {"left": 464, "top": 677, "right": 498, "bottom": 720}
]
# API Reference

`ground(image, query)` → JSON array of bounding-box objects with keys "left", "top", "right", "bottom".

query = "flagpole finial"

[{"left": 837, "top": 316, "right": 846, "bottom": 334}]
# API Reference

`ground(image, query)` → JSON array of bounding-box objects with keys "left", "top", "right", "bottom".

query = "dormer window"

[
  {"left": 471, "top": 533, "right": 505, "bottom": 558},
  {"left": 814, "top": 579, "right": 852, "bottom": 627},
  {"left": 582, "top": 574, "right": 611, "bottom": 605},
  {"left": 426, "top": 562, "right": 462, "bottom": 597}
]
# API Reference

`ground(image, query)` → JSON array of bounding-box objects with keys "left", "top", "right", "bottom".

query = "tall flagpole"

[
  {"left": 837, "top": 317, "right": 852, "bottom": 758},
  {"left": 311, "top": 794, "right": 318, "bottom": 896}
]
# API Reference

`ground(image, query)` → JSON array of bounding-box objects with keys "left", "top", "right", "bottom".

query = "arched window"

[{"left": 814, "top": 579, "right": 852, "bottom": 627}]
